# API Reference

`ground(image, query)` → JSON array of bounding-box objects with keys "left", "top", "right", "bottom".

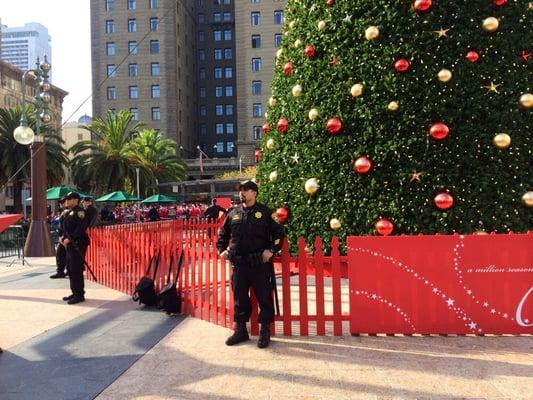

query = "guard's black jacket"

[
  {"left": 57, "top": 209, "right": 68, "bottom": 237},
  {"left": 62, "top": 205, "right": 90, "bottom": 244},
  {"left": 217, "top": 202, "right": 285, "bottom": 257}
]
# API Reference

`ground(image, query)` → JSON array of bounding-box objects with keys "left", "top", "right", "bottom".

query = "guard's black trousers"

[
  {"left": 231, "top": 261, "right": 274, "bottom": 325},
  {"left": 56, "top": 244, "right": 66, "bottom": 274},
  {"left": 66, "top": 243, "right": 87, "bottom": 298}
]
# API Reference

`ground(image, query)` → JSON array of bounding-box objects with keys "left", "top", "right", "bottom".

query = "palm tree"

[
  {"left": 0, "top": 106, "right": 68, "bottom": 212},
  {"left": 70, "top": 110, "right": 144, "bottom": 194},
  {"left": 127, "top": 129, "right": 186, "bottom": 196}
]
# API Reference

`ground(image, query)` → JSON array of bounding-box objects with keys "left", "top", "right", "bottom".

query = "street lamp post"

[{"left": 13, "top": 56, "right": 55, "bottom": 257}]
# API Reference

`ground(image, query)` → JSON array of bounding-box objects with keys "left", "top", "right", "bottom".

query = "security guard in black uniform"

[
  {"left": 82, "top": 197, "right": 99, "bottom": 227},
  {"left": 60, "top": 192, "right": 90, "bottom": 305},
  {"left": 50, "top": 196, "right": 69, "bottom": 279},
  {"left": 217, "top": 180, "right": 285, "bottom": 348}
]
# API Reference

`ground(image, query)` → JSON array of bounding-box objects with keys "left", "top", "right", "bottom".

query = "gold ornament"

[
  {"left": 365, "top": 26, "right": 380, "bottom": 41},
  {"left": 317, "top": 20, "right": 326, "bottom": 31},
  {"left": 269, "top": 171, "right": 278, "bottom": 182},
  {"left": 482, "top": 17, "right": 499, "bottom": 33},
  {"left": 292, "top": 84, "right": 303, "bottom": 97},
  {"left": 493, "top": 133, "right": 511, "bottom": 149},
  {"left": 387, "top": 101, "right": 399, "bottom": 112},
  {"left": 410, "top": 171, "right": 422, "bottom": 183},
  {"left": 330, "top": 218, "right": 342, "bottom": 230},
  {"left": 266, "top": 138, "right": 275, "bottom": 150},
  {"left": 289, "top": 20, "right": 296, "bottom": 29},
  {"left": 520, "top": 93, "right": 533, "bottom": 108},
  {"left": 268, "top": 97, "right": 276, "bottom": 107},
  {"left": 304, "top": 178, "right": 320, "bottom": 194},
  {"left": 276, "top": 49, "right": 283, "bottom": 59},
  {"left": 473, "top": 230, "right": 489, "bottom": 235},
  {"left": 264, "top": 111, "right": 268, "bottom": 119},
  {"left": 484, "top": 82, "right": 501, "bottom": 93},
  {"left": 308, "top": 108, "right": 319, "bottom": 121},
  {"left": 438, "top": 69, "right": 452, "bottom": 83},
  {"left": 434, "top": 28, "right": 450, "bottom": 38},
  {"left": 294, "top": 39, "right": 302, "bottom": 48},
  {"left": 350, "top": 83, "right": 364, "bottom": 97},
  {"left": 522, "top": 191, "right": 533, "bottom": 207}
]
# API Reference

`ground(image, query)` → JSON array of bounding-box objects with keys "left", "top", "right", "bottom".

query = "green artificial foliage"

[{"left": 257, "top": 0, "right": 532, "bottom": 252}]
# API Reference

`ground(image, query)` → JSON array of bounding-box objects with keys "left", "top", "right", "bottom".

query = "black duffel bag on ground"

[
  {"left": 157, "top": 250, "right": 184, "bottom": 314},
  {"left": 132, "top": 251, "right": 161, "bottom": 306}
]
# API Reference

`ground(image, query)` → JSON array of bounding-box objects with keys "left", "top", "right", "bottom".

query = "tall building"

[
  {"left": 0, "top": 22, "right": 52, "bottom": 80},
  {"left": 90, "top": 0, "right": 197, "bottom": 153}
]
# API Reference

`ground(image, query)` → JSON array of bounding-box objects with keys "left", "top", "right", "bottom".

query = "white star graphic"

[
  {"left": 290, "top": 153, "right": 300, "bottom": 163},
  {"left": 525, "top": 319, "right": 530, "bottom": 324},
  {"left": 343, "top": 14, "right": 352, "bottom": 23},
  {"left": 446, "top": 298, "right": 455, "bottom": 306},
  {"left": 468, "top": 322, "right": 477, "bottom": 330},
  {"left": 503, "top": 313, "right": 508, "bottom": 318},
  {"left": 371, "top": 294, "right": 377, "bottom": 299},
  {"left": 491, "top": 309, "right": 496, "bottom": 314},
  {"left": 467, "top": 290, "right": 472, "bottom": 295},
  {"left": 483, "top": 302, "right": 489, "bottom": 307},
  {"left": 432, "top": 288, "right": 438, "bottom": 293}
]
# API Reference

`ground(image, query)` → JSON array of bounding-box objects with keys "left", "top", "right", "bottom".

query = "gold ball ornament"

[
  {"left": 317, "top": 20, "right": 326, "bottom": 31},
  {"left": 268, "top": 97, "right": 276, "bottom": 107},
  {"left": 294, "top": 39, "right": 302, "bottom": 48},
  {"left": 493, "top": 133, "right": 511, "bottom": 149},
  {"left": 266, "top": 138, "right": 275, "bottom": 150},
  {"left": 519, "top": 93, "right": 533, "bottom": 108},
  {"left": 387, "top": 101, "right": 399, "bottom": 112},
  {"left": 350, "top": 83, "right": 364, "bottom": 97},
  {"left": 276, "top": 49, "right": 283, "bottom": 59},
  {"left": 308, "top": 108, "right": 319, "bottom": 121},
  {"left": 473, "top": 230, "right": 489, "bottom": 235},
  {"left": 292, "top": 84, "right": 303, "bottom": 97},
  {"left": 264, "top": 111, "right": 268, "bottom": 119},
  {"left": 289, "top": 20, "right": 296, "bottom": 29},
  {"left": 522, "top": 191, "right": 533, "bottom": 207},
  {"left": 438, "top": 69, "right": 452, "bottom": 83},
  {"left": 330, "top": 218, "right": 342, "bottom": 230},
  {"left": 482, "top": 17, "right": 499, "bottom": 32},
  {"left": 365, "top": 26, "right": 380, "bottom": 41},
  {"left": 304, "top": 178, "right": 320, "bottom": 195},
  {"left": 269, "top": 171, "right": 278, "bottom": 182}
]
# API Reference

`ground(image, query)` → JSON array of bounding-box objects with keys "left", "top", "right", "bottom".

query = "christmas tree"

[{"left": 257, "top": 0, "right": 532, "bottom": 250}]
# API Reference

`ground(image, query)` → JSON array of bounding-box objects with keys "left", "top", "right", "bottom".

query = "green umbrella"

[
  {"left": 26, "top": 186, "right": 90, "bottom": 201},
  {"left": 95, "top": 191, "right": 139, "bottom": 202},
  {"left": 141, "top": 194, "right": 176, "bottom": 204}
]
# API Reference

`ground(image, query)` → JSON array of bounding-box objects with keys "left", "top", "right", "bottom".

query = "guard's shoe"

[
  {"left": 225, "top": 323, "right": 249, "bottom": 346},
  {"left": 50, "top": 273, "right": 66, "bottom": 279},
  {"left": 257, "top": 325, "right": 271, "bottom": 349},
  {"left": 62, "top": 294, "right": 74, "bottom": 301},
  {"left": 67, "top": 296, "right": 85, "bottom": 305}
]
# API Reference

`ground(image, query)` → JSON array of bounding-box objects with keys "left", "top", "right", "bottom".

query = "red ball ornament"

[
  {"left": 326, "top": 118, "right": 342, "bottom": 135},
  {"left": 277, "top": 118, "right": 289, "bottom": 133},
  {"left": 375, "top": 219, "right": 394, "bottom": 236},
  {"left": 394, "top": 58, "right": 410, "bottom": 73},
  {"left": 429, "top": 123, "right": 450, "bottom": 140},
  {"left": 466, "top": 50, "right": 480, "bottom": 63},
  {"left": 254, "top": 149, "right": 262, "bottom": 163},
  {"left": 283, "top": 62, "right": 294, "bottom": 76},
  {"left": 261, "top": 124, "right": 270, "bottom": 134},
  {"left": 493, "top": 0, "right": 507, "bottom": 6},
  {"left": 326, "top": 0, "right": 335, "bottom": 6},
  {"left": 354, "top": 157, "right": 372, "bottom": 174},
  {"left": 434, "top": 192, "right": 454, "bottom": 210},
  {"left": 305, "top": 44, "right": 316, "bottom": 59},
  {"left": 276, "top": 207, "right": 290, "bottom": 224},
  {"left": 414, "top": 0, "right": 432, "bottom": 12}
]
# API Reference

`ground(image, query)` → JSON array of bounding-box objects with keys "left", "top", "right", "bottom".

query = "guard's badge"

[
  {"left": 69, "top": 211, "right": 74, "bottom": 216},
  {"left": 255, "top": 211, "right": 262, "bottom": 219},
  {"left": 232, "top": 214, "right": 240, "bottom": 221},
  {"left": 77, "top": 211, "right": 85, "bottom": 219},
  {"left": 274, "top": 239, "right": 281, "bottom": 245}
]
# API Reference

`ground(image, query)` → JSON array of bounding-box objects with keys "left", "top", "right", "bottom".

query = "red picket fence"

[{"left": 86, "top": 219, "right": 350, "bottom": 336}]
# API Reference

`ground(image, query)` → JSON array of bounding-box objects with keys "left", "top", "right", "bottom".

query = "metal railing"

[{"left": 0, "top": 225, "right": 25, "bottom": 264}]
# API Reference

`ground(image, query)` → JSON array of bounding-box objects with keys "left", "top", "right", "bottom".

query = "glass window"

[
  {"left": 216, "top": 123, "right": 224, "bottom": 134},
  {"left": 107, "top": 64, "right": 116, "bottom": 78},
  {"left": 251, "top": 34, "right": 261, "bottom": 48},
  {"left": 223, "top": 12, "right": 231, "bottom": 22},
  {"left": 152, "top": 107, "right": 161, "bottom": 120},
  {"left": 198, "top": 49, "right": 205, "bottom": 61},
  {"left": 274, "top": 10, "right": 284, "bottom": 25},
  {"left": 106, "top": 20, "right": 115, "bottom": 33},
  {"left": 214, "top": 67, "right": 223, "bottom": 79},
  {"left": 215, "top": 104, "right": 224, "bottom": 116},
  {"left": 150, "top": 40, "right": 159, "bottom": 54},
  {"left": 216, "top": 142, "right": 224, "bottom": 153},
  {"left": 200, "top": 124, "right": 207, "bottom": 136},
  {"left": 199, "top": 68, "right": 206, "bottom": 79},
  {"left": 199, "top": 87, "right": 206, "bottom": 97},
  {"left": 130, "top": 108, "right": 139, "bottom": 120},
  {"left": 107, "top": 86, "right": 117, "bottom": 100},
  {"left": 149, "top": 0, "right": 158, "bottom": 8},
  {"left": 200, "top": 105, "right": 207, "bottom": 116},
  {"left": 105, "top": 0, "right": 115, "bottom": 11},
  {"left": 274, "top": 33, "right": 282, "bottom": 48},
  {"left": 225, "top": 67, "right": 233, "bottom": 78},
  {"left": 128, "top": 19, "right": 137, "bottom": 32},
  {"left": 224, "top": 48, "right": 232, "bottom": 59},
  {"left": 252, "top": 80, "right": 262, "bottom": 95},
  {"left": 106, "top": 42, "right": 116, "bottom": 56},
  {"left": 224, "top": 29, "right": 232, "bottom": 40},
  {"left": 213, "top": 12, "right": 221, "bottom": 22},
  {"left": 151, "top": 85, "right": 160, "bottom": 98},
  {"left": 215, "top": 86, "right": 223, "bottom": 97},
  {"left": 128, "top": 41, "right": 138, "bottom": 54},
  {"left": 252, "top": 103, "right": 262, "bottom": 117},
  {"left": 150, "top": 17, "right": 159, "bottom": 31},
  {"left": 214, "top": 30, "right": 222, "bottom": 41},
  {"left": 129, "top": 86, "right": 138, "bottom": 99},
  {"left": 226, "top": 123, "right": 234, "bottom": 134},
  {"left": 198, "top": 13, "right": 205, "bottom": 24},
  {"left": 251, "top": 0, "right": 260, "bottom": 3},
  {"left": 251, "top": 58, "right": 262, "bottom": 72},
  {"left": 151, "top": 62, "right": 160, "bottom": 76},
  {"left": 226, "top": 142, "right": 234, "bottom": 152},
  {"left": 129, "top": 63, "right": 138, "bottom": 76},
  {"left": 225, "top": 86, "right": 233, "bottom": 97},
  {"left": 198, "top": 31, "right": 205, "bottom": 41},
  {"left": 253, "top": 126, "right": 262, "bottom": 140},
  {"left": 226, "top": 104, "right": 233, "bottom": 116},
  {"left": 223, "top": 0, "right": 231, "bottom": 4},
  {"left": 251, "top": 12, "right": 260, "bottom": 26},
  {"left": 214, "top": 48, "right": 222, "bottom": 60},
  {"left": 128, "top": 0, "right": 136, "bottom": 10}
]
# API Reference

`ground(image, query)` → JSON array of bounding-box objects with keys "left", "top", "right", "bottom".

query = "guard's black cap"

[
  {"left": 83, "top": 196, "right": 93, "bottom": 201},
  {"left": 238, "top": 180, "right": 258, "bottom": 192},
  {"left": 65, "top": 191, "right": 81, "bottom": 200}
]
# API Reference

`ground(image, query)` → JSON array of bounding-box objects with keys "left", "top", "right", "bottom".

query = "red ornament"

[
  {"left": 326, "top": 118, "right": 342, "bottom": 135},
  {"left": 519, "top": 51, "right": 531, "bottom": 62},
  {"left": 261, "top": 124, "right": 270, "bottom": 134},
  {"left": 466, "top": 50, "right": 480, "bottom": 63},
  {"left": 434, "top": 192, "right": 454, "bottom": 210},
  {"left": 254, "top": 149, "right": 262, "bottom": 163},
  {"left": 354, "top": 157, "right": 372, "bottom": 174},
  {"left": 375, "top": 219, "right": 394, "bottom": 236},
  {"left": 414, "top": 0, "right": 432, "bottom": 12},
  {"left": 394, "top": 58, "right": 410, "bottom": 73},
  {"left": 277, "top": 118, "right": 289, "bottom": 133},
  {"left": 276, "top": 207, "right": 290, "bottom": 224},
  {"left": 493, "top": 0, "right": 507, "bottom": 5},
  {"left": 304, "top": 44, "right": 316, "bottom": 59},
  {"left": 326, "top": 0, "right": 335, "bottom": 6},
  {"left": 283, "top": 62, "right": 294, "bottom": 76},
  {"left": 429, "top": 123, "right": 450, "bottom": 140}
]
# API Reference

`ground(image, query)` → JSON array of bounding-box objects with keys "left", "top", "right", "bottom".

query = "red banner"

[
  {"left": 0, "top": 214, "right": 23, "bottom": 234},
  {"left": 348, "top": 234, "right": 533, "bottom": 335}
]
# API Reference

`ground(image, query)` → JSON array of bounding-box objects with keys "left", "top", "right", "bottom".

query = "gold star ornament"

[
  {"left": 290, "top": 153, "right": 300, "bottom": 163},
  {"left": 410, "top": 171, "right": 422, "bottom": 182},
  {"left": 483, "top": 82, "right": 501, "bottom": 93},
  {"left": 434, "top": 28, "right": 450, "bottom": 38}
]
